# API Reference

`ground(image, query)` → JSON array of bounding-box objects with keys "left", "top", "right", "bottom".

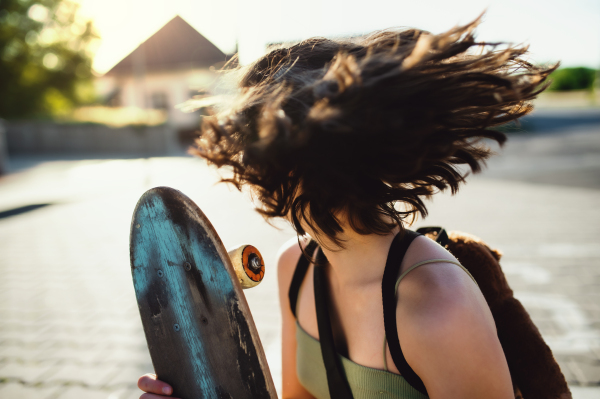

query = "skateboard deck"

[{"left": 129, "top": 187, "right": 277, "bottom": 399}]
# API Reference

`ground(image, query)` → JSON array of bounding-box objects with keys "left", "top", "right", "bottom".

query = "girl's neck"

[{"left": 313, "top": 224, "right": 401, "bottom": 289}]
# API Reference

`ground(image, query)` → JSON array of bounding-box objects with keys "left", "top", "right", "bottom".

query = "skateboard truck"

[{"left": 228, "top": 245, "right": 266, "bottom": 288}]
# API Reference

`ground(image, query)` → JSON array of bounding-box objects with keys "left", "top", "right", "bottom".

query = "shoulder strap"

[
  {"left": 288, "top": 240, "right": 318, "bottom": 318},
  {"left": 382, "top": 230, "right": 428, "bottom": 395},
  {"left": 416, "top": 226, "right": 448, "bottom": 247},
  {"left": 313, "top": 248, "right": 354, "bottom": 399}
]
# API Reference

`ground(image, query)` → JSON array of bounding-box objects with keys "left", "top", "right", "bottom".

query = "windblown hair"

[{"left": 191, "top": 18, "right": 556, "bottom": 246}]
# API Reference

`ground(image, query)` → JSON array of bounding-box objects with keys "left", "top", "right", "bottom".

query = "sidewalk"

[
  {"left": 0, "top": 156, "right": 295, "bottom": 398},
  {"left": 0, "top": 136, "right": 599, "bottom": 397}
]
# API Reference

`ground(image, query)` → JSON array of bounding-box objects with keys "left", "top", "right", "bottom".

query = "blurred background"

[{"left": 0, "top": 0, "right": 599, "bottom": 398}]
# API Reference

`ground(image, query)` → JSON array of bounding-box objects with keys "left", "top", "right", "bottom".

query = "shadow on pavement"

[
  {"left": 519, "top": 110, "right": 600, "bottom": 133},
  {"left": 0, "top": 203, "right": 53, "bottom": 219}
]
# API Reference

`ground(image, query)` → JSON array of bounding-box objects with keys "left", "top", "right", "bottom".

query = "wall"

[
  {"left": 6, "top": 122, "right": 182, "bottom": 156},
  {"left": 96, "top": 67, "right": 215, "bottom": 129},
  {"left": 0, "top": 120, "right": 8, "bottom": 174}
]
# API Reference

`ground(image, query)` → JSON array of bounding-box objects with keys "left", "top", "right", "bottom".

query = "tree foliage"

[
  {"left": 0, "top": 0, "right": 98, "bottom": 119},
  {"left": 548, "top": 67, "right": 597, "bottom": 91}
]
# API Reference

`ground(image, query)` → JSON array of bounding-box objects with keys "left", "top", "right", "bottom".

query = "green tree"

[
  {"left": 0, "top": 0, "right": 98, "bottom": 119},
  {"left": 548, "top": 67, "right": 597, "bottom": 91}
]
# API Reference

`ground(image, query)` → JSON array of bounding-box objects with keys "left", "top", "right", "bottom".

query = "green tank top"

[
  {"left": 295, "top": 259, "right": 478, "bottom": 399},
  {"left": 296, "top": 322, "right": 429, "bottom": 399}
]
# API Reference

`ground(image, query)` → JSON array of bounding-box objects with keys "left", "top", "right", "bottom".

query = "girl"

[{"left": 137, "top": 17, "right": 555, "bottom": 399}]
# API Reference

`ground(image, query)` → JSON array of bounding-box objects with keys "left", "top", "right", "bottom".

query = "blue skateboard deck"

[{"left": 129, "top": 187, "right": 277, "bottom": 399}]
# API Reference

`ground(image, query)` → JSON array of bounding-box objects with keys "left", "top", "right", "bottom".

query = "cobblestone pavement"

[{"left": 0, "top": 120, "right": 599, "bottom": 398}]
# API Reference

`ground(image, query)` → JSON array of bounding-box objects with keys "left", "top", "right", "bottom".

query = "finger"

[{"left": 138, "top": 373, "right": 173, "bottom": 395}]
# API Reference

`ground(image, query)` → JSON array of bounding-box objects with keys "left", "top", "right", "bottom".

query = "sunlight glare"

[{"left": 77, "top": 0, "right": 599, "bottom": 74}]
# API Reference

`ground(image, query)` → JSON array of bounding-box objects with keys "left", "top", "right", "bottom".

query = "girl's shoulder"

[
  {"left": 276, "top": 236, "right": 309, "bottom": 294},
  {"left": 394, "top": 235, "right": 512, "bottom": 396},
  {"left": 394, "top": 235, "right": 504, "bottom": 378},
  {"left": 397, "top": 233, "right": 493, "bottom": 328}
]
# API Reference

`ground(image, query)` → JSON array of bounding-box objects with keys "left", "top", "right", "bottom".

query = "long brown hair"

[{"left": 192, "top": 17, "right": 557, "bottom": 246}]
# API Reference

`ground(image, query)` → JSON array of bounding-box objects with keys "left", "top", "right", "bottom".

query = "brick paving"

[
  {"left": 0, "top": 119, "right": 599, "bottom": 398},
  {"left": 0, "top": 156, "right": 294, "bottom": 399}
]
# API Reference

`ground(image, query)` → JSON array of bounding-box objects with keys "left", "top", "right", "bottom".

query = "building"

[{"left": 97, "top": 16, "right": 230, "bottom": 129}]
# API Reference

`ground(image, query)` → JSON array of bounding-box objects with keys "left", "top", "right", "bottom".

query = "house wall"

[
  {"left": 97, "top": 68, "right": 216, "bottom": 129},
  {"left": 5, "top": 122, "right": 181, "bottom": 156}
]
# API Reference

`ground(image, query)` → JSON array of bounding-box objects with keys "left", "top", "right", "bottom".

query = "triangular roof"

[{"left": 105, "top": 16, "right": 227, "bottom": 76}]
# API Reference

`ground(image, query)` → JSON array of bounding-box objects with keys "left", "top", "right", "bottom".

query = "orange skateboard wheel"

[{"left": 228, "top": 245, "right": 265, "bottom": 289}]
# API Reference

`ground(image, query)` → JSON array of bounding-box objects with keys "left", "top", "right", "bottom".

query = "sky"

[{"left": 76, "top": 0, "right": 600, "bottom": 74}]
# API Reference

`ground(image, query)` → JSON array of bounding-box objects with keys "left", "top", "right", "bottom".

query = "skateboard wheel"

[{"left": 228, "top": 245, "right": 265, "bottom": 289}]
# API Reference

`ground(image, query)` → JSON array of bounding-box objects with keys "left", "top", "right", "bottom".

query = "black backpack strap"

[
  {"left": 288, "top": 240, "right": 318, "bottom": 318},
  {"left": 314, "top": 247, "right": 354, "bottom": 399},
  {"left": 416, "top": 226, "right": 449, "bottom": 247},
  {"left": 382, "top": 230, "right": 428, "bottom": 395}
]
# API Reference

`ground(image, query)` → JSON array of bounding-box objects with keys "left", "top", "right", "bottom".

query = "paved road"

[{"left": 0, "top": 115, "right": 599, "bottom": 398}]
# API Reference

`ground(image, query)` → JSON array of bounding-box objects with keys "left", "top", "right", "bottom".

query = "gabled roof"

[{"left": 105, "top": 16, "right": 227, "bottom": 76}]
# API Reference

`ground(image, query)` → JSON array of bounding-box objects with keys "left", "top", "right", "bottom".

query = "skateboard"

[{"left": 129, "top": 186, "right": 277, "bottom": 399}]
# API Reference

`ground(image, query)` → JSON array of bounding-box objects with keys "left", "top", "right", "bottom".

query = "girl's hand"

[{"left": 138, "top": 373, "right": 179, "bottom": 398}]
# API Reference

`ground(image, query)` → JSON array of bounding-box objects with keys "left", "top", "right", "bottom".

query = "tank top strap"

[
  {"left": 288, "top": 239, "right": 318, "bottom": 318},
  {"left": 381, "top": 230, "right": 429, "bottom": 395},
  {"left": 394, "top": 258, "right": 479, "bottom": 295},
  {"left": 313, "top": 246, "right": 355, "bottom": 399}
]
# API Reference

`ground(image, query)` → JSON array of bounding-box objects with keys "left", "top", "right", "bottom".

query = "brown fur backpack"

[{"left": 417, "top": 227, "right": 571, "bottom": 399}]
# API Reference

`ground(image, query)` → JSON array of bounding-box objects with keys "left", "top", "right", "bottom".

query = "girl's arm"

[
  {"left": 277, "top": 237, "right": 316, "bottom": 399},
  {"left": 395, "top": 259, "right": 514, "bottom": 399}
]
